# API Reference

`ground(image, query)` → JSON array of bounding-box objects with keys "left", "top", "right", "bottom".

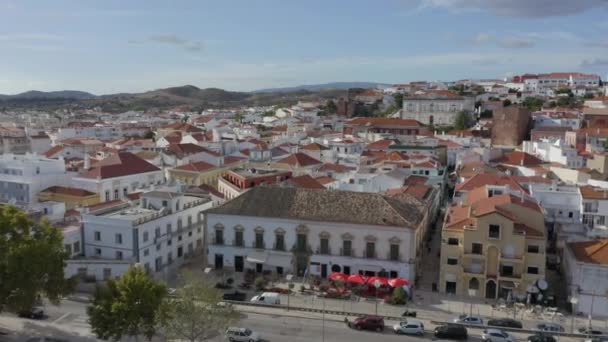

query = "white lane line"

[{"left": 52, "top": 312, "right": 71, "bottom": 324}]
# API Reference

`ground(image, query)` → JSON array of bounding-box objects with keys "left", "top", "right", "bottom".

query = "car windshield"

[
  {"left": 244, "top": 329, "right": 252, "bottom": 336},
  {"left": 459, "top": 314, "right": 466, "bottom": 319}
]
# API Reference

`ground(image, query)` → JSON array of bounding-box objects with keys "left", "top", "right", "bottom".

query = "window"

[
  {"left": 447, "top": 237, "right": 459, "bottom": 246},
  {"left": 105, "top": 191, "right": 110, "bottom": 202},
  {"left": 489, "top": 224, "right": 500, "bottom": 239},
  {"left": 177, "top": 218, "right": 182, "bottom": 231},
  {"left": 472, "top": 243, "right": 483, "bottom": 255},
  {"left": 527, "top": 245, "right": 540, "bottom": 254},
  {"left": 155, "top": 227, "right": 161, "bottom": 238},
  {"left": 188, "top": 216, "right": 192, "bottom": 227},
  {"left": 167, "top": 239, "right": 172, "bottom": 246},
  {"left": 275, "top": 234, "right": 285, "bottom": 251},
  {"left": 123, "top": 188, "right": 128, "bottom": 196},
  {"left": 320, "top": 238, "right": 329, "bottom": 255},
  {"left": 255, "top": 233, "right": 264, "bottom": 249},
  {"left": 188, "top": 231, "right": 192, "bottom": 237},
  {"left": 215, "top": 229, "right": 224, "bottom": 245},
  {"left": 94, "top": 248, "right": 102, "bottom": 256},
  {"left": 390, "top": 244, "right": 399, "bottom": 261},
  {"left": 447, "top": 257, "right": 458, "bottom": 265},
  {"left": 156, "top": 243, "right": 161, "bottom": 251},
  {"left": 235, "top": 231, "right": 244, "bottom": 247},
  {"left": 94, "top": 231, "right": 101, "bottom": 241},
  {"left": 162, "top": 200, "right": 168, "bottom": 207},
  {"left": 527, "top": 266, "right": 539, "bottom": 275},
  {"left": 177, "top": 246, "right": 183, "bottom": 258},
  {"left": 501, "top": 265, "right": 514, "bottom": 277},
  {"left": 65, "top": 244, "right": 72, "bottom": 255},
  {"left": 178, "top": 235, "right": 182, "bottom": 241},
  {"left": 365, "top": 242, "right": 375, "bottom": 259},
  {"left": 342, "top": 240, "right": 352, "bottom": 257},
  {"left": 167, "top": 252, "right": 173, "bottom": 265},
  {"left": 143, "top": 249, "right": 149, "bottom": 256},
  {"left": 296, "top": 234, "right": 307, "bottom": 252},
  {"left": 73, "top": 242, "right": 80, "bottom": 254},
  {"left": 115, "top": 251, "right": 123, "bottom": 260},
  {"left": 114, "top": 189, "right": 119, "bottom": 199},
  {"left": 115, "top": 233, "right": 122, "bottom": 244},
  {"left": 143, "top": 231, "right": 149, "bottom": 242}
]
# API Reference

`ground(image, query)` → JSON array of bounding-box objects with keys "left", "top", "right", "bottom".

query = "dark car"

[
  {"left": 222, "top": 291, "right": 247, "bottom": 301},
  {"left": 528, "top": 334, "right": 556, "bottom": 342},
  {"left": 579, "top": 328, "right": 605, "bottom": 336},
  {"left": 18, "top": 307, "right": 44, "bottom": 319},
  {"left": 434, "top": 324, "right": 468, "bottom": 340},
  {"left": 349, "top": 315, "right": 385, "bottom": 332},
  {"left": 488, "top": 318, "right": 523, "bottom": 329}
]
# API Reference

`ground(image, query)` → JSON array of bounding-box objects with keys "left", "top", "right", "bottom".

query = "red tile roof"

[
  {"left": 173, "top": 161, "right": 216, "bottom": 172},
  {"left": 385, "top": 184, "right": 431, "bottom": 200},
  {"left": 365, "top": 139, "right": 400, "bottom": 150},
  {"left": 567, "top": 239, "right": 608, "bottom": 265},
  {"left": 318, "top": 163, "right": 354, "bottom": 173},
  {"left": 300, "top": 142, "right": 329, "bottom": 151},
  {"left": 277, "top": 153, "right": 322, "bottom": 168},
  {"left": 224, "top": 155, "right": 247, "bottom": 165},
  {"left": 491, "top": 151, "right": 543, "bottom": 167},
  {"left": 43, "top": 145, "right": 64, "bottom": 158},
  {"left": 347, "top": 118, "right": 423, "bottom": 127},
  {"left": 285, "top": 175, "right": 325, "bottom": 189},
  {"left": 77, "top": 152, "right": 161, "bottom": 179},
  {"left": 404, "top": 175, "right": 429, "bottom": 185},
  {"left": 580, "top": 186, "right": 608, "bottom": 200},
  {"left": 160, "top": 122, "right": 203, "bottom": 132},
  {"left": 455, "top": 174, "right": 527, "bottom": 192},
  {"left": 40, "top": 186, "right": 96, "bottom": 197},
  {"left": 314, "top": 176, "right": 337, "bottom": 185},
  {"left": 166, "top": 143, "right": 208, "bottom": 158}
]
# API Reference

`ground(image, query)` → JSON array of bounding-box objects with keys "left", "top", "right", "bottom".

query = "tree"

[
  {"left": 143, "top": 131, "right": 155, "bottom": 140},
  {"left": 522, "top": 97, "right": 544, "bottom": 111},
  {"left": 325, "top": 100, "right": 337, "bottom": 114},
  {"left": 393, "top": 93, "right": 404, "bottom": 109},
  {"left": 584, "top": 93, "right": 595, "bottom": 99},
  {"left": 502, "top": 99, "right": 512, "bottom": 107},
  {"left": 0, "top": 206, "right": 75, "bottom": 313},
  {"left": 88, "top": 265, "right": 167, "bottom": 341},
  {"left": 454, "top": 111, "right": 469, "bottom": 130},
  {"left": 157, "top": 274, "right": 239, "bottom": 342},
  {"left": 480, "top": 109, "right": 493, "bottom": 118},
  {"left": 389, "top": 286, "right": 407, "bottom": 305},
  {"left": 233, "top": 112, "right": 244, "bottom": 122}
]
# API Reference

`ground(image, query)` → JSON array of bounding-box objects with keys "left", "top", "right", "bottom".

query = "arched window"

[{"left": 469, "top": 277, "right": 480, "bottom": 290}]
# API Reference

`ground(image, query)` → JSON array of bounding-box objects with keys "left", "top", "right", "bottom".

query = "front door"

[
  {"left": 256, "top": 263, "right": 263, "bottom": 273},
  {"left": 485, "top": 280, "right": 497, "bottom": 299},
  {"left": 343, "top": 266, "right": 351, "bottom": 275},
  {"left": 321, "top": 264, "right": 327, "bottom": 278},
  {"left": 234, "top": 256, "right": 244, "bottom": 272},
  {"left": 214, "top": 254, "right": 223, "bottom": 269}
]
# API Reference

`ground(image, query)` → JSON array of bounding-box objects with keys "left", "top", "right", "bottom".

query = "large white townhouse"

[
  {"left": 0, "top": 153, "right": 70, "bottom": 207},
  {"left": 71, "top": 190, "right": 214, "bottom": 280},
  {"left": 72, "top": 152, "right": 165, "bottom": 202},
  {"left": 206, "top": 186, "right": 434, "bottom": 282}
]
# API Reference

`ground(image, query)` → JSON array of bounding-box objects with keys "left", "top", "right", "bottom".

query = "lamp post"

[
  {"left": 468, "top": 289, "right": 477, "bottom": 316},
  {"left": 374, "top": 280, "right": 382, "bottom": 316},
  {"left": 570, "top": 297, "right": 578, "bottom": 333},
  {"left": 286, "top": 274, "right": 293, "bottom": 312}
]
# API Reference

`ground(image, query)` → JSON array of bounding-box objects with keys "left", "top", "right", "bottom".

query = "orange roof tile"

[{"left": 567, "top": 239, "right": 608, "bottom": 265}]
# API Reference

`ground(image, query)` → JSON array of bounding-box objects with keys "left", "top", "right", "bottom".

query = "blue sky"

[{"left": 1, "top": 0, "right": 608, "bottom": 94}]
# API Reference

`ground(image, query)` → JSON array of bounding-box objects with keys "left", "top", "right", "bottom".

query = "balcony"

[
  {"left": 462, "top": 264, "right": 485, "bottom": 276},
  {"left": 387, "top": 252, "right": 401, "bottom": 262},
  {"left": 340, "top": 248, "right": 353, "bottom": 257},
  {"left": 499, "top": 271, "right": 522, "bottom": 280},
  {"left": 463, "top": 251, "right": 485, "bottom": 259},
  {"left": 254, "top": 241, "right": 266, "bottom": 250},
  {"left": 365, "top": 251, "right": 377, "bottom": 259},
  {"left": 232, "top": 239, "right": 244, "bottom": 247},
  {"left": 273, "top": 243, "right": 286, "bottom": 252},
  {"left": 316, "top": 246, "right": 331, "bottom": 255},
  {"left": 500, "top": 252, "right": 524, "bottom": 263}
]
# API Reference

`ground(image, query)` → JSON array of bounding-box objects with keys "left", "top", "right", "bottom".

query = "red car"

[{"left": 349, "top": 315, "right": 385, "bottom": 332}]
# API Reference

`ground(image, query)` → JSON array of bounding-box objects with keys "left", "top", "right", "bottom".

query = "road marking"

[{"left": 52, "top": 312, "right": 71, "bottom": 324}]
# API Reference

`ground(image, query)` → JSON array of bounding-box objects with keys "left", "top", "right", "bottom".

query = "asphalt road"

[{"left": 239, "top": 312, "right": 484, "bottom": 342}]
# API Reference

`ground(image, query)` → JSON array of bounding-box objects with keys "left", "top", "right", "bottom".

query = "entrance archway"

[
  {"left": 469, "top": 277, "right": 480, "bottom": 291},
  {"left": 485, "top": 280, "right": 497, "bottom": 299}
]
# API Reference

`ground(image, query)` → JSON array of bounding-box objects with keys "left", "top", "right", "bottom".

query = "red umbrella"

[
  {"left": 346, "top": 274, "right": 368, "bottom": 285},
  {"left": 388, "top": 277, "right": 411, "bottom": 287},
  {"left": 366, "top": 276, "right": 388, "bottom": 287},
  {"left": 328, "top": 272, "right": 347, "bottom": 281}
]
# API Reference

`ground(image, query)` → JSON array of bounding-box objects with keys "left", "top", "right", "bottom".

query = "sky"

[{"left": 1, "top": 0, "right": 608, "bottom": 95}]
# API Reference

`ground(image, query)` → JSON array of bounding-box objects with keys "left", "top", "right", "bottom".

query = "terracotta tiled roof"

[
  {"left": 126, "top": 192, "right": 142, "bottom": 201},
  {"left": 580, "top": 186, "right": 608, "bottom": 200},
  {"left": 347, "top": 118, "right": 423, "bottom": 127},
  {"left": 173, "top": 161, "right": 216, "bottom": 172},
  {"left": 567, "top": 239, "right": 608, "bottom": 265},
  {"left": 365, "top": 139, "right": 400, "bottom": 150},
  {"left": 77, "top": 152, "right": 161, "bottom": 179},
  {"left": 277, "top": 153, "right": 322, "bottom": 168},
  {"left": 314, "top": 176, "right": 337, "bottom": 185},
  {"left": 385, "top": 184, "right": 431, "bottom": 200},
  {"left": 166, "top": 143, "right": 207, "bottom": 158},
  {"left": 491, "top": 151, "right": 543, "bottom": 167},
  {"left": 160, "top": 122, "right": 203, "bottom": 132},
  {"left": 404, "top": 175, "right": 429, "bottom": 185},
  {"left": 285, "top": 175, "right": 326, "bottom": 189},
  {"left": 224, "top": 156, "right": 247, "bottom": 165},
  {"left": 40, "top": 186, "right": 95, "bottom": 197},
  {"left": 318, "top": 163, "right": 354, "bottom": 173},
  {"left": 455, "top": 174, "right": 527, "bottom": 193},
  {"left": 300, "top": 142, "right": 329, "bottom": 151},
  {"left": 43, "top": 145, "right": 64, "bottom": 158}
]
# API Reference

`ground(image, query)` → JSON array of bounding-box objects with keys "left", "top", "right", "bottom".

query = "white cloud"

[
  {"left": 473, "top": 32, "right": 491, "bottom": 44},
  {"left": 130, "top": 34, "right": 204, "bottom": 52},
  {"left": 497, "top": 37, "right": 535, "bottom": 49},
  {"left": 421, "top": 0, "right": 607, "bottom": 17}
]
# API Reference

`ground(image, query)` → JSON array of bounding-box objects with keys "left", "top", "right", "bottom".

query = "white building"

[
  {"left": 401, "top": 91, "right": 475, "bottom": 126},
  {"left": 0, "top": 153, "right": 70, "bottom": 207},
  {"left": 529, "top": 183, "right": 581, "bottom": 224},
  {"left": 522, "top": 139, "right": 585, "bottom": 169},
  {"left": 72, "top": 190, "right": 213, "bottom": 280},
  {"left": 580, "top": 186, "right": 608, "bottom": 238},
  {"left": 563, "top": 239, "right": 608, "bottom": 317},
  {"left": 72, "top": 152, "right": 165, "bottom": 202},
  {"left": 206, "top": 187, "right": 432, "bottom": 281}
]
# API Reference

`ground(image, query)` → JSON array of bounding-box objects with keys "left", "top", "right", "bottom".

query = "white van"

[{"left": 250, "top": 292, "right": 280, "bottom": 305}]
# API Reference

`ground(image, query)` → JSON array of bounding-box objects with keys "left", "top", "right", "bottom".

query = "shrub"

[{"left": 254, "top": 276, "right": 267, "bottom": 291}]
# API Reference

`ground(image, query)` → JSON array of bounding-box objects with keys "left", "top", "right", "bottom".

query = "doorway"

[
  {"left": 321, "top": 264, "right": 327, "bottom": 278},
  {"left": 343, "top": 266, "right": 351, "bottom": 275},
  {"left": 256, "top": 263, "right": 263, "bottom": 273},
  {"left": 214, "top": 254, "right": 223, "bottom": 269},
  {"left": 485, "top": 280, "right": 497, "bottom": 299},
  {"left": 234, "top": 256, "right": 244, "bottom": 272},
  {"left": 445, "top": 281, "right": 457, "bottom": 294}
]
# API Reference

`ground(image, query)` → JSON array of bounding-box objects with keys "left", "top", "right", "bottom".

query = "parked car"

[
  {"left": 536, "top": 323, "right": 564, "bottom": 333},
  {"left": 434, "top": 324, "right": 468, "bottom": 340},
  {"left": 393, "top": 319, "right": 425, "bottom": 335},
  {"left": 453, "top": 314, "right": 483, "bottom": 325},
  {"left": 528, "top": 334, "right": 556, "bottom": 342},
  {"left": 349, "top": 315, "right": 385, "bottom": 332},
  {"left": 225, "top": 327, "right": 261, "bottom": 342},
  {"left": 579, "top": 328, "right": 605, "bottom": 336},
  {"left": 250, "top": 292, "right": 280, "bottom": 305},
  {"left": 488, "top": 318, "right": 523, "bottom": 329},
  {"left": 18, "top": 307, "right": 44, "bottom": 319},
  {"left": 223, "top": 291, "right": 247, "bottom": 301},
  {"left": 482, "top": 329, "right": 515, "bottom": 342}
]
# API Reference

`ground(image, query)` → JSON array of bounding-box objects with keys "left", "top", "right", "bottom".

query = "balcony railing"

[
  {"left": 316, "top": 246, "right": 331, "bottom": 255},
  {"left": 254, "top": 241, "right": 265, "bottom": 250},
  {"left": 387, "top": 252, "right": 401, "bottom": 262},
  {"left": 273, "top": 243, "right": 286, "bottom": 252},
  {"left": 499, "top": 271, "right": 522, "bottom": 279},
  {"left": 340, "top": 248, "right": 353, "bottom": 257},
  {"left": 232, "top": 239, "right": 244, "bottom": 247},
  {"left": 365, "top": 251, "right": 377, "bottom": 259}
]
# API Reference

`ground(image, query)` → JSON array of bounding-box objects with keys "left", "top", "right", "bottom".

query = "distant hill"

[
  {"left": 0, "top": 90, "right": 96, "bottom": 100},
  {"left": 254, "top": 82, "right": 391, "bottom": 93}
]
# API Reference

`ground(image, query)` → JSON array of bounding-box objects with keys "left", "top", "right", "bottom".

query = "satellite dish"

[
  {"left": 537, "top": 279, "right": 548, "bottom": 291},
  {"left": 527, "top": 285, "right": 540, "bottom": 294}
]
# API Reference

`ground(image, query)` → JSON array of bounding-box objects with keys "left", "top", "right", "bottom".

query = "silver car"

[
  {"left": 454, "top": 314, "right": 484, "bottom": 325},
  {"left": 225, "top": 327, "right": 261, "bottom": 342},
  {"left": 482, "top": 329, "right": 515, "bottom": 342}
]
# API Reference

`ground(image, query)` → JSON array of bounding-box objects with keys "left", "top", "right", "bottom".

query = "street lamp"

[
  {"left": 468, "top": 289, "right": 477, "bottom": 316},
  {"left": 570, "top": 297, "right": 578, "bottom": 333},
  {"left": 286, "top": 274, "right": 293, "bottom": 311}
]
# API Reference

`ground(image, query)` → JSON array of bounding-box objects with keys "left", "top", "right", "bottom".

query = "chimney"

[{"left": 84, "top": 154, "right": 90, "bottom": 170}]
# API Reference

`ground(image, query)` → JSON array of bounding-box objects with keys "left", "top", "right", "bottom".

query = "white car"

[
  {"left": 482, "top": 329, "right": 515, "bottom": 342},
  {"left": 225, "top": 327, "right": 261, "bottom": 342},
  {"left": 393, "top": 320, "right": 425, "bottom": 335},
  {"left": 453, "top": 314, "right": 484, "bottom": 325}
]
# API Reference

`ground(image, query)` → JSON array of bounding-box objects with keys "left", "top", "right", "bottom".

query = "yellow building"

[
  {"left": 38, "top": 186, "right": 100, "bottom": 209},
  {"left": 439, "top": 185, "right": 546, "bottom": 300},
  {"left": 167, "top": 157, "right": 247, "bottom": 187}
]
